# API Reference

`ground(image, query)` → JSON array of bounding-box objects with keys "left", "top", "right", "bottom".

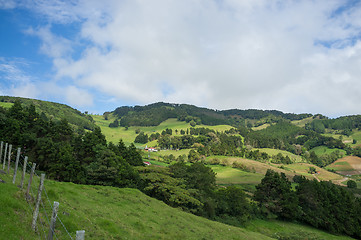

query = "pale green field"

[
  {"left": 210, "top": 165, "right": 264, "bottom": 185},
  {"left": 92, "top": 115, "right": 234, "bottom": 145},
  {"left": 310, "top": 146, "right": 346, "bottom": 156},
  {"left": 291, "top": 117, "right": 314, "bottom": 128},
  {"left": 252, "top": 123, "right": 270, "bottom": 131},
  {"left": 323, "top": 132, "right": 353, "bottom": 144},
  {"left": 206, "top": 156, "right": 343, "bottom": 183},
  {"left": 254, "top": 148, "right": 303, "bottom": 162},
  {"left": 350, "top": 130, "right": 361, "bottom": 146},
  {"left": 0, "top": 102, "right": 14, "bottom": 108}
]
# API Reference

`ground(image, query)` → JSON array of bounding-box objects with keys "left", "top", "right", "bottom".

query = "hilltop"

[
  {"left": 106, "top": 102, "right": 312, "bottom": 128},
  {"left": 0, "top": 96, "right": 96, "bottom": 130}
]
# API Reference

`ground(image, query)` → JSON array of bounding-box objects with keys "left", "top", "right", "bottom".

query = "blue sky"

[{"left": 1, "top": 0, "right": 361, "bottom": 117}]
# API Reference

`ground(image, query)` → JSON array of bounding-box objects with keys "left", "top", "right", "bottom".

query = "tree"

[
  {"left": 347, "top": 180, "right": 357, "bottom": 189},
  {"left": 254, "top": 169, "right": 299, "bottom": 219},
  {"left": 126, "top": 143, "right": 144, "bottom": 166},
  {"left": 134, "top": 132, "right": 148, "bottom": 144},
  {"left": 188, "top": 149, "right": 200, "bottom": 163},
  {"left": 215, "top": 186, "right": 251, "bottom": 223}
]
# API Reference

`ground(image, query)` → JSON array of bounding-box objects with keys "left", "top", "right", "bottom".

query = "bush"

[{"left": 347, "top": 180, "right": 357, "bottom": 189}]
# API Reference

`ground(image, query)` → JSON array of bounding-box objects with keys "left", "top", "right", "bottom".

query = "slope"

[
  {"left": 0, "top": 172, "right": 271, "bottom": 240},
  {"left": 0, "top": 96, "right": 96, "bottom": 130}
]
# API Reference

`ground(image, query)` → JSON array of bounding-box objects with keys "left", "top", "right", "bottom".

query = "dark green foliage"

[
  {"left": 111, "top": 102, "right": 311, "bottom": 127},
  {"left": 347, "top": 180, "right": 357, "bottom": 188},
  {"left": 254, "top": 170, "right": 300, "bottom": 220},
  {"left": 0, "top": 102, "right": 140, "bottom": 188},
  {"left": 109, "top": 119, "right": 119, "bottom": 128},
  {"left": 297, "top": 179, "right": 361, "bottom": 237},
  {"left": 307, "top": 115, "right": 361, "bottom": 131},
  {"left": 134, "top": 132, "right": 148, "bottom": 144},
  {"left": 255, "top": 171, "right": 361, "bottom": 239},
  {"left": 215, "top": 186, "right": 251, "bottom": 223},
  {"left": 137, "top": 166, "right": 203, "bottom": 212}
]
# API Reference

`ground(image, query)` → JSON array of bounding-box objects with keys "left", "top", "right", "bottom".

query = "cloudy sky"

[{"left": 1, "top": 0, "right": 361, "bottom": 117}]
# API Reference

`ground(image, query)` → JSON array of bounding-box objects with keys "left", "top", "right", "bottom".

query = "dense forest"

[{"left": 108, "top": 102, "right": 312, "bottom": 127}]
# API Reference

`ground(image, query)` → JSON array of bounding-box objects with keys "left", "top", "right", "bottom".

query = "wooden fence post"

[
  {"left": 0, "top": 141, "right": 3, "bottom": 167},
  {"left": 47, "top": 201, "right": 59, "bottom": 240},
  {"left": 20, "top": 156, "right": 28, "bottom": 189},
  {"left": 12, "top": 148, "right": 21, "bottom": 184},
  {"left": 76, "top": 230, "right": 85, "bottom": 240},
  {"left": 32, "top": 173, "right": 45, "bottom": 231},
  {"left": 26, "top": 162, "right": 36, "bottom": 199},
  {"left": 2, "top": 142, "right": 7, "bottom": 170},
  {"left": 7, "top": 144, "right": 12, "bottom": 174}
]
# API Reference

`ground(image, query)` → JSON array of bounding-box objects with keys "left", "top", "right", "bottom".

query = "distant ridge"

[{"left": 107, "top": 102, "right": 313, "bottom": 127}]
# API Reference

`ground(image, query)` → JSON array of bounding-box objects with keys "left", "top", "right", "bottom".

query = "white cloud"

[
  {"left": 10, "top": 83, "right": 39, "bottom": 98},
  {"left": 25, "top": 26, "right": 73, "bottom": 59},
  {"left": 0, "top": 0, "right": 17, "bottom": 9},
  {"left": 65, "top": 85, "right": 93, "bottom": 107},
  {"left": 13, "top": 0, "right": 361, "bottom": 116}
]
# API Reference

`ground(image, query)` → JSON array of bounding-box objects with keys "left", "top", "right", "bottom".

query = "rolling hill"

[{"left": 0, "top": 96, "right": 96, "bottom": 130}]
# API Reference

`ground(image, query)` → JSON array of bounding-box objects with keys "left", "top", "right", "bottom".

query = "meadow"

[{"left": 91, "top": 115, "right": 233, "bottom": 145}]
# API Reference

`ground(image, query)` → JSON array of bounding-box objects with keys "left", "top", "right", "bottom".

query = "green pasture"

[
  {"left": 209, "top": 165, "right": 264, "bottom": 186},
  {"left": 291, "top": 117, "right": 314, "bottom": 128},
  {"left": 0, "top": 101, "right": 14, "bottom": 109},
  {"left": 1, "top": 170, "right": 273, "bottom": 240},
  {"left": 92, "top": 115, "right": 234, "bottom": 145},
  {"left": 310, "top": 146, "right": 346, "bottom": 156},
  {"left": 252, "top": 124, "right": 270, "bottom": 131},
  {"left": 254, "top": 148, "right": 303, "bottom": 162},
  {"left": 350, "top": 130, "right": 361, "bottom": 146}
]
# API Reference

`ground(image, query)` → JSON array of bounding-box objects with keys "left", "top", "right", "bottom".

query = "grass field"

[
  {"left": 310, "top": 146, "right": 346, "bottom": 156},
  {"left": 92, "top": 115, "right": 234, "bottom": 145},
  {"left": 252, "top": 124, "right": 270, "bottom": 131},
  {"left": 209, "top": 165, "right": 264, "bottom": 185},
  {"left": 0, "top": 171, "right": 274, "bottom": 240},
  {"left": 350, "top": 130, "right": 361, "bottom": 147},
  {"left": 254, "top": 148, "right": 303, "bottom": 162},
  {"left": 205, "top": 156, "right": 343, "bottom": 184},
  {"left": 0, "top": 102, "right": 14, "bottom": 109},
  {"left": 291, "top": 117, "right": 314, "bottom": 128}
]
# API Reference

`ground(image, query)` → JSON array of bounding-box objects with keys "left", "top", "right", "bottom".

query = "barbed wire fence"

[{"left": 0, "top": 141, "right": 85, "bottom": 240}]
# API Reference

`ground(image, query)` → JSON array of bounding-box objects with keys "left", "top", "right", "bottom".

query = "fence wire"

[{"left": 1, "top": 143, "right": 76, "bottom": 240}]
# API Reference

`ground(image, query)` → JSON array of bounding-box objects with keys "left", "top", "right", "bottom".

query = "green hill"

[
  {"left": 0, "top": 96, "right": 96, "bottom": 130},
  {"left": 0, "top": 173, "right": 353, "bottom": 240},
  {"left": 107, "top": 102, "right": 312, "bottom": 128}
]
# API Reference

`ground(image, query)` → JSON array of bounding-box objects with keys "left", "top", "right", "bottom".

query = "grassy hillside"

[
  {"left": 92, "top": 115, "right": 233, "bottom": 145},
  {"left": 254, "top": 148, "right": 303, "bottom": 162},
  {"left": 0, "top": 172, "right": 272, "bottom": 240},
  {"left": 205, "top": 156, "right": 343, "bottom": 186},
  {"left": 0, "top": 96, "right": 96, "bottom": 130},
  {"left": 1, "top": 170, "right": 354, "bottom": 240}
]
